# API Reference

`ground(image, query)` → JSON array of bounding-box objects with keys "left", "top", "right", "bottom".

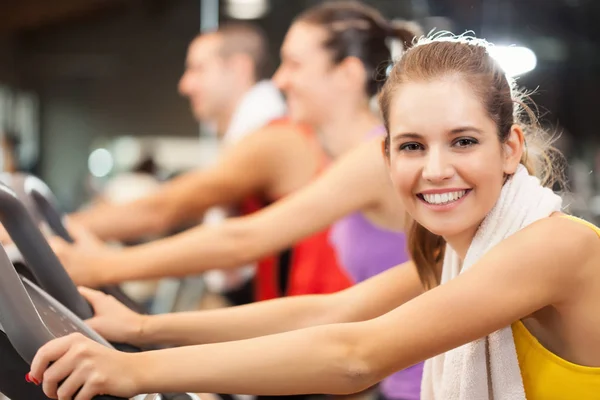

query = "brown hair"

[
  {"left": 378, "top": 35, "right": 565, "bottom": 289},
  {"left": 296, "top": 0, "right": 423, "bottom": 96},
  {"left": 204, "top": 22, "right": 271, "bottom": 81}
]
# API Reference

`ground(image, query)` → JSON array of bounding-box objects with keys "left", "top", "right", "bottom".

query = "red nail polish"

[{"left": 25, "top": 373, "right": 40, "bottom": 385}]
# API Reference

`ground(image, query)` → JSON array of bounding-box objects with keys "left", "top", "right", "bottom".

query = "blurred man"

[
  {"left": 62, "top": 22, "right": 348, "bottom": 304},
  {"left": 71, "top": 23, "right": 293, "bottom": 242}
]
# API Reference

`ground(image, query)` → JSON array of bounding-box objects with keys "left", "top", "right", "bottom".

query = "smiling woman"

[
  {"left": 380, "top": 36, "right": 563, "bottom": 289},
  {"left": 27, "top": 33, "right": 600, "bottom": 400}
]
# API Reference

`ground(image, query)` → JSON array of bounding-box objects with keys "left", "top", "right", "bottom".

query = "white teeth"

[{"left": 422, "top": 190, "right": 467, "bottom": 205}]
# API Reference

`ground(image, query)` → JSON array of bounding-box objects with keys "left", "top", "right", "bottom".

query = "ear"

[
  {"left": 502, "top": 124, "right": 525, "bottom": 175},
  {"left": 336, "top": 56, "right": 367, "bottom": 91},
  {"left": 229, "top": 53, "right": 255, "bottom": 80},
  {"left": 381, "top": 138, "right": 391, "bottom": 169}
]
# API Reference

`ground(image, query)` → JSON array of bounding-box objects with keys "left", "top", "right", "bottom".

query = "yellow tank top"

[{"left": 511, "top": 215, "right": 600, "bottom": 399}]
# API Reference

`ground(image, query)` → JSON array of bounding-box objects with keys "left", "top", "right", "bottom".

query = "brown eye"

[
  {"left": 453, "top": 137, "right": 478, "bottom": 148},
  {"left": 399, "top": 142, "right": 424, "bottom": 152}
]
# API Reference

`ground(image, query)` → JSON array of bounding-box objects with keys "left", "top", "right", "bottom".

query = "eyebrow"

[{"left": 391, "top": 126, "right": 484, "bottom": 144}]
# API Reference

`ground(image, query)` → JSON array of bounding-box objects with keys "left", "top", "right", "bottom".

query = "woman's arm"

[
  {"left": 55, "top": 139, "right": 392, "bottom": 287},
  {"left": 30, "top": 217, "right": 596, "bottom": 398},
  {"left": 69, "top": 123, "right": 314, "bottom": 242},
  {"left": 84, "top": 261, "right": 422, "bottom": 347},
  {"left": 139, "top": 260, "right": 423, "bottom": 346},
  {"left": 139, "top": 215, "right": 599, "bottom": 395},
  {"left": 31, "top": 216, "right": 596, "bottom": 398}
]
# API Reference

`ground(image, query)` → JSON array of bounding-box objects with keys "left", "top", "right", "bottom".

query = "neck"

[
  {"left": 215, "top": 80, "right": 256, "bottom": 138},
  {"left": 315, "top": 106, "right": 381, "bottom": 158},
  {"left": 215, "top": 107, "right": 236, "bottom": 138},
  {"left": 444, "top": 223, "right": 481, "bottom": 262}
]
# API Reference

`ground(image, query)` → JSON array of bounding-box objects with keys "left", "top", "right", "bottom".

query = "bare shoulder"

[
  {"left": 220, "top": 121, "right": 316, "bottom": 167},
  {"left": 482, "top": 214, "right": 600, "bottom": 294},
  {"left": 242, "top": 121, "right": 314, "bottom": 147},
  {"left": 523, "top": 214, "right": 600, "bottom": 256}
]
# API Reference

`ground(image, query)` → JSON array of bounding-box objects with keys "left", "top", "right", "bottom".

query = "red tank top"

[{"left": 239, "top": 119, "right": 352, "bottom": 301}]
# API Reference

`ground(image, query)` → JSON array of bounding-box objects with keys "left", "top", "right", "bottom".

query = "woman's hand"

[
  {"left": 64, "top": 218, "right": 107, "bottom": 248},
  {"left": 0, "top": 223, "right": 11, "bottom": 245},
  {"left": 48, "top": 223, "right": 118, "bottom": 287},
  {"left": 29, "top": 333, "right": 144, "bottom": 400},
  {"left": 80, "top": 287, "right": 148, "bottom": 346}
]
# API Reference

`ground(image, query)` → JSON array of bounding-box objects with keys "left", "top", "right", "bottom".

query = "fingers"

[
  {"left": 78, "top": 286, "right": 107, "bottom": 303},
  {"left": 74, "top": 376, "right": 107, "bottom": 400},
  {"left": 0, "top": 224, "right": 12, "bottom": 245},
  {"left": 69, "top": 221, "right": 93, "bottom": 242},
  {"left": 78, "top": 287, "right": 115, "bottom": 320},
  {"left": 56, "top": 363, "right": 90, "bottom": 400},
  {"left": 29, "top": 334, "right": 75, "bottom": 384},
  {"left": 40, "top": 346, "right": 81, "bottom": 399},
  {"left": 66, "top": 218, "right": 103, "bottom": 248},
  {"left": 30, "top": 333, "right": 124, "bottom": 400},
  {"left": 78, "top": 287, "right": 106, "bottom": 326},
  {"left": 48, "top": 235, "right": 69, "bottom": 256},
  {"left": 77, "top": 287, "right": 114, "bottom": 335},
  {"left": 84, "top": 316, "right": 102, "bottom": 333}
]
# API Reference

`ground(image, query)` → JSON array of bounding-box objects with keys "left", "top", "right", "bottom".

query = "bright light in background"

[
  {"left": 113, "top": 136, "right": 142, "bottom": 170},
  {"left": 226, "top": 0, "right": 269, "bottom": 20},
  {"left": 488, "top": 45, "right": 537, "bottom": 77},
  {"left": 88, "top": 148, "right": 114, "bottom": 178}
]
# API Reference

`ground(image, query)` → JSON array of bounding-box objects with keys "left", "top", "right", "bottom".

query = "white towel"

[
  {"left": 420, "top": 164, "right": 563, "bottom": 400},
  {"left": 222, "top": 80, "right": 287, "bottom": 145}
]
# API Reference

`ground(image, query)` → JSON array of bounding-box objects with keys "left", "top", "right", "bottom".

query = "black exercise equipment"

[
  {"left": 0, "top": 173, "right": 145, "bottom": 314},
  {"left": 0, "top": 181, "right": 198, "bottom": 400}
]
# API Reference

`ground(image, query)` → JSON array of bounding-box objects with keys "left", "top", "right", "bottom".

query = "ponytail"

[
  {"left": 297, "top": 1, "right": 424, "bottom": 97},
  {"left": 387, "top": 20, "right": 423, "bottom": 51}
]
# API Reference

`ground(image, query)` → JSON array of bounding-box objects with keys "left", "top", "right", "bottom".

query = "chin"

[
  {"left": 412, "top": 213, "right": 473, "bottom": 238},
  {"left": 421, "top": 223, "right": 460, "bottom": 237},
  {"left": 192, "top": 108, "right": 208, "bottom": 121}
]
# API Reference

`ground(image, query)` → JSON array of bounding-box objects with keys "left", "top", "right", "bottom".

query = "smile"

[{"left": 417, "top": 189, "right": 472, "bottom": 207}]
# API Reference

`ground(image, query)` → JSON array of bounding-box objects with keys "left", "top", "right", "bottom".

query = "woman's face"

[
  {"left": 385, "top": 76, "right": 522, "bottom": 246},
  {"left": 274, "top": 22, "right": 347, "bottom": 127}
]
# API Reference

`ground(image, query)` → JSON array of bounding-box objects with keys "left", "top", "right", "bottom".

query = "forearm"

[
  {"left": 139, "top": 294, "right": 336, "bottom": 347},
  {"left": 95, "top": 179, "right": 371, "bottom": 285},
  {"left": 135, "top": 261, "right": 424, "bottom": 348},
  {"left": 71, "top": 200, "right": 167, "bottom": 242},
  {"left": 98, "top": 221, "right": 273, "bottom": 285},
  {"left": 137, "top": 324, "right": 373, "bottom": 396}
]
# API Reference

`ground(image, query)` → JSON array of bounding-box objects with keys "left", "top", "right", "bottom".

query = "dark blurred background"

[{"left": 0, "top": 0, "right": 598, "bottom": 217}]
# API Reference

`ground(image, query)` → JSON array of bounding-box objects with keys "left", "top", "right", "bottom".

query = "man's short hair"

[{"left": 204, "top": 22, "right": 271, "bottom": 81}]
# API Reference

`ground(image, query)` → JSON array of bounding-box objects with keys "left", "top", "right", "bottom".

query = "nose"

[
  {"left": 422, "top": 147, "right": 454, "bottom": 183},
  {"left": 178, "top": 71, "right": 191, "bottom": 97},
  {"left": 272, "top": 65, "right": 288, "bottom": 91}
]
